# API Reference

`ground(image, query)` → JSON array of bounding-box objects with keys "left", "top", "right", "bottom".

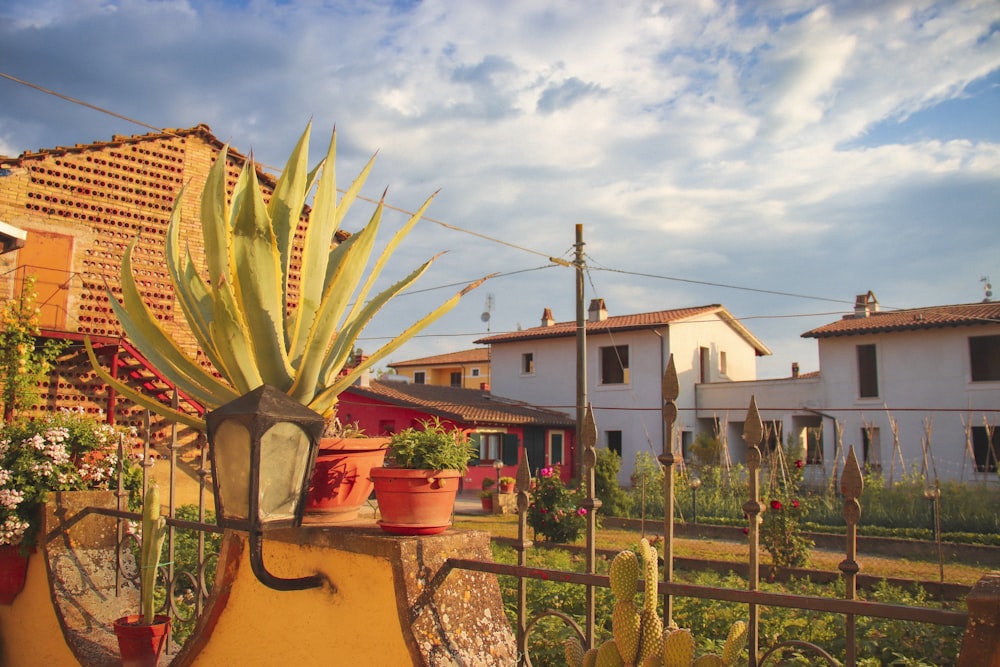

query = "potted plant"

[
  {"left": 305, "top": 418, "right": 389, "bottom": 523},
  {"left": 86, "top": 122, "right": 489, "bottom": 434},
  {"left": 0, "top": 408, "right": 142, "bottom": 604},
  {"left": 498, "top": 476, "right": 516, "bottom": 494},
  {"left": 112, "top": 483, "right": 170, "bottom": 667},
  {"left": 370, "top": 418, "right": 476, "bottom": 535},
  {"left": 85, "top": 123, "right": 488, "bottom": 522},
  {"left": 479, "top": 477, "right": 496, "bottom": 512}
]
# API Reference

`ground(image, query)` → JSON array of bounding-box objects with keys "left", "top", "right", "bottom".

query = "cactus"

[
  {"left": 565, "top": 540, "right": 747, "bottom": 667},
  {"left": 87, "top": 123, "right": 487, "bottom": 429},
  {"left": 139, "top": 483, "right": 167, "bottom": 625}
]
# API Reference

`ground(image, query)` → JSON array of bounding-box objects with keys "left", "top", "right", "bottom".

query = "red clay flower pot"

[
  {"left": 305, "top": 437, "right": 389, "bottom": 523},
  {"left": 0, "top": 545, "right": 32, "bottom": 605},
  {"left": 113, "top": 614, "right": 171, "bottom": 667},
  {"left": 371, "top": 468, "right": 462, "bottom": 535}
]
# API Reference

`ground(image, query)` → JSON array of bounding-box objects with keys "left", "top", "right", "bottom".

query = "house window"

[
  {"left": 413, "top": 371, "right": 426, "bottom": 385},
  {"left": 471, "top": 368, "right": 480, "bottom": 377},
  {"left": 600, "top": 345, "right": 629, "bottom": 385},
  {"left": 806, "top": 427, "right": 823, "bottom": 465},
  {"left": 549, "top": 431, "right": 565, "bottom": 466},
  {"left": 700, "top": 346, "right": 710, "bottom": 383},
  {"left": 862, "top": 426, "right": 881, "bottom": 471},
  {"left": 607, "top": 430, "right": 622, "bottom": 457},
  {"left": 857, "top": 344, "right": 879, "bottom": 398},
  {"left": 474, "top": 432, "right": 519, "bottom": 465},
  {"left": 971, "top": 426, "right": 999, "bottom": 473},
  {"left": 522, "top": 352, "right": 534, "bottom": 375},
  {"left": 719, "top": 350, "right": 727, "bottom": 375},
  {"left": 450, "top": 371, "right": 462, "bottom": 387},
  {"left": 478, "top": 433, "right": 501, "bottom": 461},
  {"left": 970, "top": 335, "right": 1000, "bottom": 382}
]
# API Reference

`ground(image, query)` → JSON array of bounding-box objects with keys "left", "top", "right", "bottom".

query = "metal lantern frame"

[{"left": 205, "top": 384, "right": 327, "bottom": 591}]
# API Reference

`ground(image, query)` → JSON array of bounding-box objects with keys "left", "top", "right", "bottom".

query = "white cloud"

[{"left": 0, "top": 0, "right": 997, "bottom": 377}]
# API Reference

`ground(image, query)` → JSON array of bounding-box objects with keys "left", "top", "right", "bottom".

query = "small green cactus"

[
  {"left": 565, "top": 539, "right": 747, "bottom": 667},
  {"left": 139, "top": 482, "right": 167, "bottom": 625}
]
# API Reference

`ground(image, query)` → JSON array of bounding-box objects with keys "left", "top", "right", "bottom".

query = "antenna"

[
  {"left": 982, "top": 276, "right": 993, "bottom": 303},
  {"left": 480, "top": 293, "right": 494, "bottom": 331}
]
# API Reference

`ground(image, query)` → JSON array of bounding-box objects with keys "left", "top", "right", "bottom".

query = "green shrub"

[
  {"left": 528, "top": 465, "right": 587, "bottom": 543},
  {"left": 594, "top": 448, "right": 633, "bottom": 518}
]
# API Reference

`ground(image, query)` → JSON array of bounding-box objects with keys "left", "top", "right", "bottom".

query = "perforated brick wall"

[{"left": 0, "top": 125, "right": 311, "bottom": 444}]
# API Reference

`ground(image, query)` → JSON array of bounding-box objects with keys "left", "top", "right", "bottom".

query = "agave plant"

[{"left": 87, "top": 123, "right": 487, "bottom": 429}]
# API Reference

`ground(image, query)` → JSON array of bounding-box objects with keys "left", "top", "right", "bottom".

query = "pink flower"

[
  {"left": 742, "top": 527, "right": 749, "bottom": 535},
  {"left": 791, "top": 499, "right": 800, "bottom": 509},
  {"left": 577, "top": 507, "right": 587, "bottom": 516},
  {"left": 795, "top": 460, "right": 804, "bottom": 469},
  {"left": 770, "top": 499, "right": 783, "bottom": 510},
  {"left": 540, "top": 467, "right": 553, "bottom": 478}
]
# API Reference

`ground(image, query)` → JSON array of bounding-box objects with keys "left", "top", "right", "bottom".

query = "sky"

[{"left": 1, "top": 0, "right": 998, "bottom": 380}]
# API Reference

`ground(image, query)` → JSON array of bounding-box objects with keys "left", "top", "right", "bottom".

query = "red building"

[{"left": 338, "top": 379, "right": 575, "bottom": 489}]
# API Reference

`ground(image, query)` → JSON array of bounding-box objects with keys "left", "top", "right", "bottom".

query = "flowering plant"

[
  {"left": 0, "top": 408, "right": 143, "bottom": 549},
  {"left": 760, "top": 458, "right": 815, "bottom": 568},
  {"left": 527, "top": 465, "right": 587, "bottom": 543}
]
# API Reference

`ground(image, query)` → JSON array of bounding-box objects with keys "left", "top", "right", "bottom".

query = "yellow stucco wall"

[
  {"left": 181, "top": 534, "right": 412, "bottom": 666},
  {"left": 0, "top": 548, "right": 81, "bottom": 667}
]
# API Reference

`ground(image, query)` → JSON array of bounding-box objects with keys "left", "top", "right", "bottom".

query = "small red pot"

[
  {"left": 305, "top": 437, "right": 389, "bottom": 523},
  {"left": 0, "top": 545, "right": 33, "bottom": 605},
  {"left": 371, "top": 468, "right": 462, "bottom": 535},
  {"left": 113, "top": 614, "right": 171, "bottom": 667}
]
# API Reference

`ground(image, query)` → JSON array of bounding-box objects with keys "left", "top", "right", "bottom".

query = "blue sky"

[{"left": 0, "top": 0, "right": 998, "bottom": 380}]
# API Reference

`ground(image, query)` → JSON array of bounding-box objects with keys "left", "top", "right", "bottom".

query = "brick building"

[{"left": 0, "top": 125, "right": 326, "bottom": 446}]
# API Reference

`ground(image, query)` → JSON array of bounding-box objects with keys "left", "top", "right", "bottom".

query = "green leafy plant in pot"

[
  {"left": 113, "top": 483, "right": 170, "bottom": 667},
  {"left": 371, "top": 418, "right": 476, "bottom": 535},
  {"left": 83, "top": 122, "right": 487, "bottom": 518}
]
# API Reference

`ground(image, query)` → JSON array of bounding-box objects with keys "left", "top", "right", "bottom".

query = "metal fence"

[
  {"left": 447, "top": 360, "right": 971, "bottom": 666},
  {"left": 91, "top": 363, "right": 973, "bottom": 665}
]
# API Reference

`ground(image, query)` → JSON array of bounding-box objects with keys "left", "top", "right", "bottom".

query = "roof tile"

[{"left": 803, "top": 302, "right": 1000, "bottom": 338}]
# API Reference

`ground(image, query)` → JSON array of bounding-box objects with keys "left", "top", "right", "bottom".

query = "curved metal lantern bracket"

[{"left": 248, "top": 530, "right": 332, "bottom": 592}]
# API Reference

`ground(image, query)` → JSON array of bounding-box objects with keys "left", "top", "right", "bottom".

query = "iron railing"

[
  {"left": 446, "top": 357, "right": 970, "bottom": 666},
  {"left": 74, "top": 357, "right": 973, "bottom": 664}
]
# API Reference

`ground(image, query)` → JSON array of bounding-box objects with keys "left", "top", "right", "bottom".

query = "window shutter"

[
  {"left": 502, "top": 433, "right": 519, "bottom": 466},
  {"left": 469, "top": 433, "right": 482, "bottom": 466}
]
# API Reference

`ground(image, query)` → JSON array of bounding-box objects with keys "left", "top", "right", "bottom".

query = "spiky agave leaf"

[
  {"left": 266, "top": 121, "right": 314, "bottom": 303},
  {"left": 286, "top": 127, "right": 376, "bottom": 364},
  {"left": 230, "top": 163, "right": 294, "bottom": 389},
  {"left": 311, "top": 274, "right": 494, "bottom": 414},
  {"left": 287, "top": 217, "right": 376, "bottom": 406},
  {"left": 83, "top": 339, "right": 204, "bottom": 430},
  {"left": 111, "top": 238, "right": 238, "bottom": 408}
]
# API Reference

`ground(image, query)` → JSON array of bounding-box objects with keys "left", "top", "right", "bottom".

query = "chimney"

[
  {"left": 854, "top": 291, "right": 879, "bottom": 318},
  {"left": 541, "top": 308, "right": 555, "bottom": 327},
  {"left": 791, "top": 362, "right": 800, "bottom": 378},
  {"left": 588, "top": 298, "right": 607, "bottom": 322}
]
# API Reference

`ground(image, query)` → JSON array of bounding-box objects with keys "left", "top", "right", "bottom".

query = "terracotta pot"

[
  {"left": 113, "top": 614, "right": 171, "bottom": 667},
  {"left": 370, "top": 468, "right": 462, "bottom": 535},
  {"left": 305, "top": 437, "right": 389, "bottom": 523},
  {"left": 499, "top": 480, "right": 515, "bottom": 494},
  {"left": 480, "top": 495, "right": 494, "bottom": 512},
  {"left": 0, "top": 545, "right": 32, "bottom": 605}
]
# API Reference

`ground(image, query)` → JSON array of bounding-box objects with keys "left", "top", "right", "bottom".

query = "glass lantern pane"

[
  {"left": 213, "top": 420, "right": 251, "bottom": 520},
  {"left": 258, "top": 421, "right": 312, "bottom": 523}
]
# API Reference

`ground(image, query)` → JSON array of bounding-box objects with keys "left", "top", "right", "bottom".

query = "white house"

[
  {"left": 476, "top": 299, "right": 771, "bottom": 483},
  {"left": 697, "top": 293, "right": 1000, "bottom": 483}
]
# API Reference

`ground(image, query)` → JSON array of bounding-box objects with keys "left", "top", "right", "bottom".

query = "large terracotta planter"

[
  {"left": 305, "top": 437, "right": 389, "bottom": 523},
  {"left": 370, "top": 468, "right": 462, "bottom": 535},
  {"left": 113, "top": 614, "right": 171, "bottom": 667},
  {"left": 0, "top": 545, "right": 32, "bottom": 605}
]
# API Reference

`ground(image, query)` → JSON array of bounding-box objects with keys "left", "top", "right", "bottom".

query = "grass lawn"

[{"left": 453, "top": 513, "right": 991, "bottom": 587}]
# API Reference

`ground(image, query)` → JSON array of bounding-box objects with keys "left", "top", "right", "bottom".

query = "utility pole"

[{"left": 574, "top": 223, "right": 587, "bottom": 481}]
